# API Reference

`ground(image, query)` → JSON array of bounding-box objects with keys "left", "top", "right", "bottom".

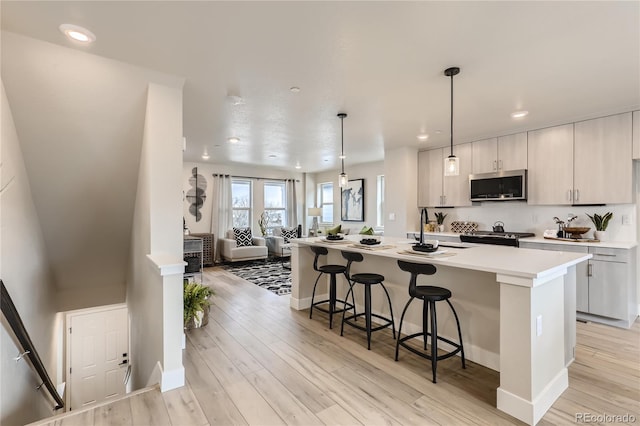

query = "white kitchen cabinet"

[
  {"left": 528, "top": 113, "right": 632, "bottom": 205},
  {"left": 498, "top": 133, "right": 528, "bottom": 171},
  {"left": 471, "top": 138, "right": 498, "bottom": 174},
  {"left": 418, "top": 149, "right": 442, "bottom": 207},
  {"left": 520, "top": 241, "right": 637, "bottom": 328},
  {"left": 527, "top": 124, "right": 574, "bottom": 205},
  {"left": 471, "top": 133, "right": 527, "bottom": 174},
  {"left": 633, "top": 110, "right": 639, "bottom": 160},
  {"left": 574, "top": 112, "right": 632, "bottom": 204},
  {"left": 418, "top": 143, "right": 472, "bottom": 207},
  {"left": 587, "top": 247, "right": 635, "bottom": 324}
]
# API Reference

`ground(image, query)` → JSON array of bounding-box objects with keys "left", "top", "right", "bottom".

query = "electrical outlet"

[
  {"left": 536, "top": 315, "right": 543, "bottom": 336},
  {"left": 389, "top": 213, "right": 396, "bottom": 221},
  {"left": 622, "top": 214, "right": 631, "bottom": 225}
]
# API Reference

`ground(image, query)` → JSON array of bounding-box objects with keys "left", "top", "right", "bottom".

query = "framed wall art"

[{"left": 341, "top": 178, "right": 364, "bottom": 221}]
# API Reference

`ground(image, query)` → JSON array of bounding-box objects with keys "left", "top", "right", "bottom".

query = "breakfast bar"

[{"left": 289, "top": 235, "right": 592, "bottom": 425}]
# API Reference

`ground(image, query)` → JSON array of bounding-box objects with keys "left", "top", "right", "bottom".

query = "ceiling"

[{"left": 2, "top": 1, "right": 639, "bottom": 173}]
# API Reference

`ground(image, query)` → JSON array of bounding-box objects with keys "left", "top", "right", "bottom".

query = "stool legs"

[
  {"left": 310, "top": 271, "right": 355, "bottom": 329},
  {"left": 342, "top": 282, "right": 396, "bottom": 349},
  {"left": 395, "top": 297, "right": 465, "bottom": 383}
]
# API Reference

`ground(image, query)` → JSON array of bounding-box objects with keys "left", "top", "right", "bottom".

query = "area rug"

[{"left": 224, "top": 259, "right": 291, "bottom": 296}]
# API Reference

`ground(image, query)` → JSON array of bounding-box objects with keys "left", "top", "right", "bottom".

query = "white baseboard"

[
  {"left": 497, "top": 367, "right": 568, "bottom": 426},
  {"left": 290, "top": 292, "right": 329, "bottom": 310},
  {"left": 146, "top": 361, "right": 185, "bottom": 392}
]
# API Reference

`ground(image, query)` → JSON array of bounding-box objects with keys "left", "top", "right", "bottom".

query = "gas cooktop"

[{"left": 459, "top": 231, "right": 535, "bottom": 247}]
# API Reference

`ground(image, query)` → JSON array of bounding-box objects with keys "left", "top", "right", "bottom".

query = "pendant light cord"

[
  {"left": 449, "top": 71, "right": 454, "bottom": 157},
  {"left": 341, "top": 115, "right": 345, "bottom": 173}
]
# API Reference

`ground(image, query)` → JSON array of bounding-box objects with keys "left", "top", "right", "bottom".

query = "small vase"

[
  {"left": 438, "top": 224, "right": 445, "bottom": 232},
  {"left": 594, "top": 230, "right": 607, "bottom": 241}
]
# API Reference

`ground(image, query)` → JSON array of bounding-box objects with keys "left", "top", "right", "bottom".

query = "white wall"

[
  {"left": 1, "top": 81, "right": 60, "bottom": 425},
  {"left": 182, "top": 162, "right": 305, "bottom": 235},
  {"left": 384, "top": 148, "right": 419, "bottom": 238},
  {"left": 312, "top": 161, "right": 385, "bottom": 233},
  {"left": 127, "top": 82, "right": 184, "bottom": 391}
]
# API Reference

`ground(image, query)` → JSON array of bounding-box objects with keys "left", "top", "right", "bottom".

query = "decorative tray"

[
  {"left": 543, "top": 236, "right": 600, "bottom": 243},
  {"left": 399, "top": 249, "right": 454, "bottom": 258}
]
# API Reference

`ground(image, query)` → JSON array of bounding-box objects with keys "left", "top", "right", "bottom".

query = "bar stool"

[
  {"left": 340, "top": 251, "right": 396, "bottom": 349},
  {"left": 395, "top": 260, "right": 465, "bottom": 383},
  {"left": 309, "top": 246, "right": 355, "bottom": 329}
]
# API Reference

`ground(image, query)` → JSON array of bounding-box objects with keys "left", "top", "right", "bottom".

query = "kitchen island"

[{"left": 290, "top": 235, "right": 591, "bottom": 425}]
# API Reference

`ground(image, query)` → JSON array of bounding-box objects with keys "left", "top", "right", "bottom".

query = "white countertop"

[
  {"left": 293, "top": 235, "right": 591, "bottom": 285},
  {"left": 413, "top": 231, "right": 637, "bottom": 249}
]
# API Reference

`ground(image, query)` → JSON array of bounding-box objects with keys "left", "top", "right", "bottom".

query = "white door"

[{"left": 69, "top": 306, "right": 129, "bottom": 410}]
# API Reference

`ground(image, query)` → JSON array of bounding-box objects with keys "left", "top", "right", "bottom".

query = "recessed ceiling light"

[
  {"left": 202, "top": 153, "right": 210, "bottom": 160},
  {"left": 269, "top": 154, "right": 277, "bottom": 158},
  {"left": 290, "top": 86, "right": 301, "bottom": 93},
  {"left": 59, "top": 24, "right": 96, "bottom": 43},
  {"left": 295, "top": 163, "right": 301, "bottom": 169},
  {"left": 417, "top": 134, "right": 429, "bottom": 141},
  {"left": 510, "top": 110, "right": 529, "bottom": 119},
  {"left": 227, "top": 137, "right": 240, "bottom": 143},
  {"left": 435, "top": 130, "right": 442, "bottom": 134}
]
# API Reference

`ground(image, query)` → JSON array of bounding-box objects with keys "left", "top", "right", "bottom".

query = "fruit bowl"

[{"left": 563, "top": 227, "right": 590, "bottom": 238}]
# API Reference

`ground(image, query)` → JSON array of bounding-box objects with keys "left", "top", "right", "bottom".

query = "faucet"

[{"left": 419, "top": 208, "right": 428, "bottom": 245}]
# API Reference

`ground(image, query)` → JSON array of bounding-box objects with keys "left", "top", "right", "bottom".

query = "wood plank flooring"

[{"left": 32, "top": 266, "right": 640, "bottom": 426}]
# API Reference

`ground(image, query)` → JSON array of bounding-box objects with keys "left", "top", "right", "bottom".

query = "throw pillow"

[
  {"left": 359, "top": 226, "right": 374, "bottom": 235},
  {"left": 281, "top": 227, "right": 297, "bottom": 243},
  {"left": 233, "top": 227, "right": 253, "bottom": 247},
  {"left": 326, "top": 224, "right": 342, "bottom": 235}
]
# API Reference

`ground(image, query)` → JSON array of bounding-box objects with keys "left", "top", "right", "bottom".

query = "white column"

[{"left": 496, "top": 270, "right": 568, "bottom": 425}]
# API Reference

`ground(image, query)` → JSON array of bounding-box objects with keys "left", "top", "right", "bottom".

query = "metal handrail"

[{"left": 1, "top": 280, "right": 64, "bottom": 410}]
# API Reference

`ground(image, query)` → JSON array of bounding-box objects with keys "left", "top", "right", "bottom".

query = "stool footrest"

[
  {"left": 342, "top": 313, "right": 394, "bottom": 333},
  {"left": 397, "top": 332, "right": 463, "bottom": 362},
  {"left": 311, "top": 300, "right": 354, "bottom": 315}
]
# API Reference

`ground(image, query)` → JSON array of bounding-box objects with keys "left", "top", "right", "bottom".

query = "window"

[
  {"left": 319, "top": 182, "right": 334, "bottom": 224},
  {"left": 377, "top": 175, "right": 385, "bottom": 227},
  {"left": 264, "top": 181, "right": 286, "bottom": 229},
  {"left": 232, "top": 179, "right": 252, "bottom": 228}
]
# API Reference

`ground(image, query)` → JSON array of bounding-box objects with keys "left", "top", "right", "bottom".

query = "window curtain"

[
  {"left": 211, "top": 174, "right": 232, "bottom": 263},
  {"left": 285, "top": 178, "right": 298, "bottom": 228}
]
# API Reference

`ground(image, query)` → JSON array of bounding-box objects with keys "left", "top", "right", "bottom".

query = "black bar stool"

[
  {"left": 309, "top": 246, "right": 355, "bottom": 329},
  {"left": 395, "top": 260, "right": 465, "bottom": 383},
  {"left": 340, "top": 251, "right": 396, "bottom": 349}
]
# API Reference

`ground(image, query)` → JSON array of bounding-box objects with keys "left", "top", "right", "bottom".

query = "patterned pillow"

[
  {"left": 233, "top": 227, "right": 253, "bottom": 247},
  {"left": 281, "top": 228, "right": 297, "bottom": 243}
]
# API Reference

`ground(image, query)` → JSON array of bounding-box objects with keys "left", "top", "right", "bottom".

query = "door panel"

[{"left": 70, "top": 306, "right": 128, "bottom": 410}]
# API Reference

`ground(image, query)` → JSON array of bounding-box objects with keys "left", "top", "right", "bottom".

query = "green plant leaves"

[
  {"left": 586, "top": 212, "right": 613, "bottom": 231},
  {"left": 184, "top": 281, "right": 214, "bottom": 326}
]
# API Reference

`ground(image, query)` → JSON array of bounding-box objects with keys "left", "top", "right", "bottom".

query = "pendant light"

[
  {"left": 338, "top": 112, "right": 348, "bottom": 187},
  {"left": 444, "top": 67, "right": 460, "bottom": 176}
]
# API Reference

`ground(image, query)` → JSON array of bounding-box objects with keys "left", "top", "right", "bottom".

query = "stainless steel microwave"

[{"left": 469, "top": 169, "right": 527, "bottom": 201}]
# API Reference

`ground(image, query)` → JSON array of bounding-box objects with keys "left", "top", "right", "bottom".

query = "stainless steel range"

[{"left": 459, "top": 231, "right": 535, "bottom": 247}]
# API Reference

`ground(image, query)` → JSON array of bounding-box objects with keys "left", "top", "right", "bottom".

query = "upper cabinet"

[
  {"left": 528, "top": 113, "right": 632, "bottom": 205},
  {"left": 633, "top": 110, "right": 639, "bottom": 160},
  {"left": 418, "top": 143, "right": 472, "bottom": 207},
  {"left": 527, "top": 124, "right": 574, "bottom": 205},
  {"left": 573, "top": 112, "right": 632, "bottom": 204},
  {"left": 471, "top": 133, "right": 527, "bottom": 174}
]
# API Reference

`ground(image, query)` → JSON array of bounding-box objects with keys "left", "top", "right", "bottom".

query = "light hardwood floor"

[{"left": 34, "top": 266, "right": 640, "bottom": 426}]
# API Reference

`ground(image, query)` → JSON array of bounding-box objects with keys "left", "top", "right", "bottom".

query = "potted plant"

[
  {"left": 586, "top": 212, "right": 613, "bottom": 241},
  {"left": 434, "top": 212, "right": 448, "bottom": 232},
  {"left": 258, "top": 211, "right": 270, "bottom": 236},
  {"left": 184, "top": 280, "right": 214, "bottom": 329}
]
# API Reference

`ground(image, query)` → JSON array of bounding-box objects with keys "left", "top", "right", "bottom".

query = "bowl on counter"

[
  {"left": 360, "top": 236, "right": 381, "bottom": 245},
  {"left": 563, "top": 227, "right": 590, "bottom": 238}
]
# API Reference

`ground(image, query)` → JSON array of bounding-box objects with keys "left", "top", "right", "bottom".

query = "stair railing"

[{"left": 1, "top": 280, "right": 64, "bottom": 410}]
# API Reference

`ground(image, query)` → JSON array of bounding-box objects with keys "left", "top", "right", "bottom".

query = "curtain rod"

[{"left": 213, "top": 174, "right": 299, "bottom": 182}]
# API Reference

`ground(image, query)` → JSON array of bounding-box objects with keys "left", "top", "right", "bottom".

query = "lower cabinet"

[{"left": 520, "top": 242, "right": 637, "bottom": 328}]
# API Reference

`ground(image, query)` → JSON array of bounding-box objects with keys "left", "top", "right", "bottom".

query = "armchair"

[
  {"left": 266, "top": 227, "right": 298, "bottom": 257},
  {"left": 220, "top": 229, "right": 268, "bottom": 262}
]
